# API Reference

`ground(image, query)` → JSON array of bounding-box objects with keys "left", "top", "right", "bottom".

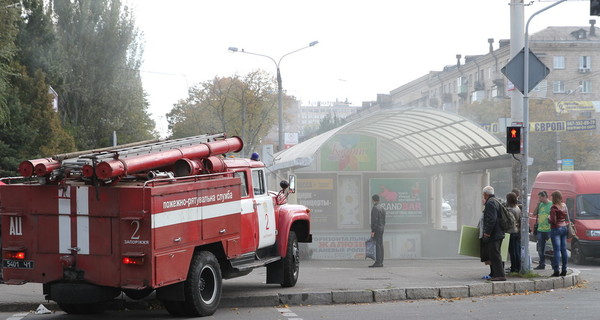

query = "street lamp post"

[{"left": 228, "top": 41, "right": 319, "bottom": 152}]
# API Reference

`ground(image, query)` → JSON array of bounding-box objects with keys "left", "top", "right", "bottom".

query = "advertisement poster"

[
  {"left": 302, "top": 232, "right": 421, "bottom": 260},
  {"left": 297, "top": 174, "right": 337, "bottom": 230},
  {"left": 370, "top": 178, "right": 428, "bottom": 224},
  {"left": 337, "top": 175, "right": 362, "bottom": 229},
  {"left": 320, "top": 134, "right": 377, "bottom": 171}
]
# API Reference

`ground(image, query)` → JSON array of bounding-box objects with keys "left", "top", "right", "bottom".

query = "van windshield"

[{"left": 576, "top": 194, "right": 600, "bottom": 219}]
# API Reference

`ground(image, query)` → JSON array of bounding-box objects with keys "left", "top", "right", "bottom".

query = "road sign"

[{"left": 501, "top": 48, "right": 550, "bottom": 94}]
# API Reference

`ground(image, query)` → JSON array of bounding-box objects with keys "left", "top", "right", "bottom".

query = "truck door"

[{"left": 251, "top": 169, "right": 276, "bottom": 249}]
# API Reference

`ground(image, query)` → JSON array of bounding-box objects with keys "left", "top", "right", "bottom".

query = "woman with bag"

[{"left": 549, "top": 190, "right": 568, "bottom": 277}]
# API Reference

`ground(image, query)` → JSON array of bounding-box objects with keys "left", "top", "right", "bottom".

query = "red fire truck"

[{"left": 0, "top": 134, "right": 311, "bottom": 317}]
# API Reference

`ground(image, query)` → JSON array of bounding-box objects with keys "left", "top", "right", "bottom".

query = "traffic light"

[
  {"left": 506, "top": 126, "right": 521, "bottom": 154},
  {"left": 592, "top": 0, "right": 600, "bottom": 16}
]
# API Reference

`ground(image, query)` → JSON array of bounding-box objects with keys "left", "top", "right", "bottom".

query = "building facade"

[{"left": 389, "top": 21, "right": 600, "bottom": 116}]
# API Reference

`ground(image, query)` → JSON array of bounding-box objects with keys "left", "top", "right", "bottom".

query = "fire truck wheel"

[
  {"left": 183, "top": 251, "right": 222, "bottom": 317},
  {"left": 162, "top": 301, "right": 186, "bottom": 316},
  {"left": 123, "top": 288, "right": 153, "bottom": 300},
  {"left": 58, "top": 302, "right": 105, "bottom": 314},
  {"left": 281, "top": 231, "right": 299, "bottom": 287}
]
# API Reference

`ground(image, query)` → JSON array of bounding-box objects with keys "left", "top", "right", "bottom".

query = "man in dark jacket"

[
  {"left": 481, "top": 186, "right": 506, "bottom": 281},
  {"left": 370, "top": 194, "right": 386, "bottom": 268}
]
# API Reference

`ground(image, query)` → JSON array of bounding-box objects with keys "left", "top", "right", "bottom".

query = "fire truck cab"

[{"left": 0, "top": 134, "right": 311, "bottom": 317}]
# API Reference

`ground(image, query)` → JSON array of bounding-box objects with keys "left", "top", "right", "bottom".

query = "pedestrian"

[
  {"left": 480, "top": 186, "right": 506, "bottom": 281},
  {"left": 549, "top": 190, "right": 569, "bottom": 277},
  {"left": 533, "top": 190, "right": 552, "bottom": 270},
  {"left": 506, "top": 192, "right": 522, "bottom": 273},
  {"left": 369, "top": 194, "right": 386, "bottom": 268},
  {"left": 511, "top": 187, "right": 523, "bottom": 211}
]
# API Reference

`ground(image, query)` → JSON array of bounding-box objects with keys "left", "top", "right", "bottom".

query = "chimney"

[
  {"left": 456, "top": 54, "right": 461, "bottom": 67},
  {"left": 488, "top": 38, "right": 494, "bottom": 53},
  {"left": 591, "top": 19, "right": 596, "bottom": 37},
  {"left": 499, "top": 39, "right": 510, "bottom": 48}
]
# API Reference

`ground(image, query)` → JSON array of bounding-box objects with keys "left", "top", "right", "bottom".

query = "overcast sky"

[{"left": 128, "top": 0, "right": 592, "bottom": 137}]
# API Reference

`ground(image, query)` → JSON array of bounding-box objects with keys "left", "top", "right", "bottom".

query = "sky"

[{"left": 127, "top": 0, "right": 593, "bottom": 137}]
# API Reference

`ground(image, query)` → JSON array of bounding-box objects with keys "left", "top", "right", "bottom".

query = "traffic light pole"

[{"left": 519, "top": 0, "right": 566, "bottom": 275}]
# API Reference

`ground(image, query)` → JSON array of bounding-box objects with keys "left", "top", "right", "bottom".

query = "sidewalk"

[{"left": 0, "top": 258, "right": 582, "bottom": 312}]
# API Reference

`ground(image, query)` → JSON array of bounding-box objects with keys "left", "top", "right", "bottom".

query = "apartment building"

[{"left": 389, "top": 20, "right": 600, "bottom": 115}]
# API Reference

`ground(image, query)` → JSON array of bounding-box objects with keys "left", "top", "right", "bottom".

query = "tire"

[
  {"left": 123, "top": 288, "right": 153, "bottom": 300},
  {"left": 571, "top": 240, "right": 586, "bottom": 265},
  {"left": 281, "top": 231, "right": 299, "bottom": 288},
  {"left": 162, "top": 300, "right": 186, "bottom": 317},
  {"left": 58, "top": 302, "right": 105, "bottom": 314},
  {"left": 182, "top": 251, "right": 222, "bottom": 317}
]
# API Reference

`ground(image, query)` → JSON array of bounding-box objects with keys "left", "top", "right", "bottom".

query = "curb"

[{"left": 0, "top": 269, "right": 582, "bottom": 312}]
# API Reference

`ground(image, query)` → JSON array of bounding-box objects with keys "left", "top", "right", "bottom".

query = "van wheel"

[
  {"left": 571, "top": 240, "right": 586, "bottom": 265},
  {"left": 281, "top": 231, "right": 299, "bottom": 288},
  {"left": 183, "top": 251, "right": 222, "bottom": 317}
]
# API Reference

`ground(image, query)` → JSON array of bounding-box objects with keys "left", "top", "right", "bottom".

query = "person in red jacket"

[{"left": 549, "top": 190, "right": 568, "bottom": 277}]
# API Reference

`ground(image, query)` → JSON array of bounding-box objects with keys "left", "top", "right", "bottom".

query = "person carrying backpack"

[{"left": 481, "top": 186, "right": 506, "bottom": 281}]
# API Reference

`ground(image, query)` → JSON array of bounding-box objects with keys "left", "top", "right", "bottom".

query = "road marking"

[
  {"left": 7, "top": 313, "right": 29, "bottom": 320},
  {"left": 277, "top": 307, "right": 302, "bottom": 320}
]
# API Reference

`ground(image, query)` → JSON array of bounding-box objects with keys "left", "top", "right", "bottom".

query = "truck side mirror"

[{"left": 288, "top": 175, "right": 295, "bottom": 193}]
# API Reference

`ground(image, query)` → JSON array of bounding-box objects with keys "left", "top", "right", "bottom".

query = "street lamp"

[{"left": 228, "top": 41, "right": 319, "bottom": 151}]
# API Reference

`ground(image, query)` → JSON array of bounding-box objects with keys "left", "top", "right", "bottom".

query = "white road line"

[
  {"left": 7, "top": 313, "right": 29, "bottom": 320},
  {"left": 277, "top": 307, "right": 302, "bottom": 320}
]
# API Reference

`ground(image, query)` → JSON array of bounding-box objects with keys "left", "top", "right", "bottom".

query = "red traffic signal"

[{"left": 506, "top": 126, "right": 522, "bottom": 154}]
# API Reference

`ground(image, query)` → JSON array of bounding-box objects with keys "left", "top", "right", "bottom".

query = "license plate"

[{"left": 2, "top": 259, "right": 35, "bottom": 269}]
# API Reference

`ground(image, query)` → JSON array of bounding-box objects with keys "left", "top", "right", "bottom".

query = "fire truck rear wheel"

[
  {"left": 281, "top": 231, "right": 299, "bottom": 287},
  {"left": 183, "top": 251, "right": 222, "bottom": 317}
]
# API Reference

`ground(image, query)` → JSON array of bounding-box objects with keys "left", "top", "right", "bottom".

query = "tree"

[
  {"left": 0, "top": 0, "right": 20, "bottom": 125},
  {"left": 167, "top": 70, "right": 285, "bottom": 155},
  {"left": 50, "top": 0, "right": 155, "bottom": 149},
  {"left": 459, "top": 99, "right": 600, "bottom": 179}
]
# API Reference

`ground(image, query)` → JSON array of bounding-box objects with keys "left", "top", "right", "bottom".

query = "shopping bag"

[{"left": 365, "top": 237, "right": 376, "bottom": 260}]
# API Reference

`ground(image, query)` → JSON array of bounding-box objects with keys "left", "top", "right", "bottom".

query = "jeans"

[
  {"left": 550, "top": 226, "right": 568, "bottom": 273},
  {"left": 536, "top": 231, "right": 550, "bottom": 266},
  {"left": 508, "top": 233, "right": 521, "bottom": 272}
]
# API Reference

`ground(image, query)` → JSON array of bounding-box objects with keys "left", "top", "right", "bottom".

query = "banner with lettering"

[
  {"left": 369, "top": 178, "right": 428, "bottom": 224},
  {"left": 297, "top": 174, "right": 338, "bottom": 229},
  {"left": 320, "top": 134, "right": 377, "bottom": 171}
]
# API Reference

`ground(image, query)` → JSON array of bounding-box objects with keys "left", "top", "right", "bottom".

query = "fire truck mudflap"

[{"left": 0, "top": 134, "right": 311, "bottom": 317}]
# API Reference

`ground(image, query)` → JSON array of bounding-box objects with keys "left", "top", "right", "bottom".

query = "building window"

[
  {"left": 580, "top": 80, "right": 592, "bottom": 93},
  {"left": 553, "top": 80, "right": 565, "bottom": 93},
  {"left": 579, "top": 56, "right": 592, "bottom": 72},
  {"left": 553, "top": 56, "right": 565, "bottom": 69}
]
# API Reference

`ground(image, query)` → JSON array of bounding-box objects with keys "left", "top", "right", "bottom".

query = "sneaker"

[
  {"left": 560, "top": 270, "right": 567, "bottom": 276},
  {"left": 369, "top": 263, "right": 383, "bottom": 268},
  {"left": 533, "top": 265, "right": 545, "bottom": 270},
  {"left": 551, "top": 271, "right": 560, "bottom": 277},
  {"left": 481, "top": 275, "right": 492, "bottom": 280}
]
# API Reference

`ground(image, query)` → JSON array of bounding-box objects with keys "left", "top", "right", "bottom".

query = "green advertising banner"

[
  {"left": 320, "top": 134, "right": 377, "bottom": 171},
  {"left": 370, "top": 178, "right": 428, "bottom": 224}
]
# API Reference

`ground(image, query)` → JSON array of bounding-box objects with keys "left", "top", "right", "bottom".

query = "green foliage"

[
  {"left": 459, "top": 98, "right": 600, "bottom": 179},
  {"left": 0, "top": 0, "right": 20, "bottom": 125},
  {"left": 51, "top": 0, "right": 155, "bottom": 149},
  {"left": 167, "top": 70, "right": 281, "bottom": 155}
]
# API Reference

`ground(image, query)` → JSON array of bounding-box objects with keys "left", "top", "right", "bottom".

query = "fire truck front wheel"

[
  {"left": 183, "top": 251, "right": 223, "bottom": 317},
  {"left": 281, "top": 231, "right": 299, "bottom": 287}
]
